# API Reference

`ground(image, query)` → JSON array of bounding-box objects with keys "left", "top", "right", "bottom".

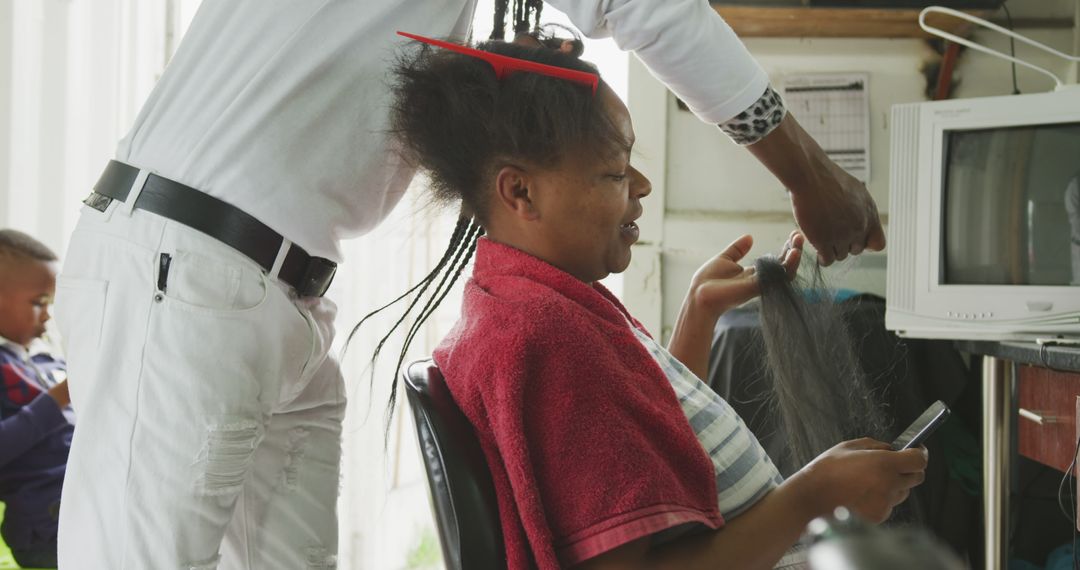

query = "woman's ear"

[{"left": 493, "top": 165, "right": 540, "bottom": 221}]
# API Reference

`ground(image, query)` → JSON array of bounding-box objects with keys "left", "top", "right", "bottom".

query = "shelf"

[{"left": 713, "top": 6, "right": 989, "bottom": 38}]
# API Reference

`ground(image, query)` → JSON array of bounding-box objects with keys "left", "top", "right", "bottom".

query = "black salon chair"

[{"left": 403, "top": 359, "right": 506, "bottom": 570}]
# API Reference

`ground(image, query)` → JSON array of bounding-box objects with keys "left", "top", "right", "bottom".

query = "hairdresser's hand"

[
  {"left": 690, "top": 231, "right": 803, "bottom": 319},
  {"left": 746, "top": 114, "right": 884, "bottom": 266},
  {"left": 792, "top": 438, "right": 927, "bottom": 524},
  {"left": 789, "top": 164, "right": 885, "bottom": 266}
]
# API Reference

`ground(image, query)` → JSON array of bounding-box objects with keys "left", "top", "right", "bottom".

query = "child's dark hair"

[
  {"left": 0, "top": 229, "right": 57, "bottom": 264},
  {"left": 349, "top": 37, "right": 629, "bottom": 436}
]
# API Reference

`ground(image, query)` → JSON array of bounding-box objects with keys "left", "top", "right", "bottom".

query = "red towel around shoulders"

[{"left": 434, "top": 238, "right": 723, "bottom": 569}]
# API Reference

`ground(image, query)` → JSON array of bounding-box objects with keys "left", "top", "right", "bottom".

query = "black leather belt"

[{"left": 87, "top": 160, "right": 336, "bottom": 298}]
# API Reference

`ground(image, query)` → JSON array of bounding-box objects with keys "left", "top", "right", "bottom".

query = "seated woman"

[{"left": 385, "top": 33, "right": 927, "bottom": 570}]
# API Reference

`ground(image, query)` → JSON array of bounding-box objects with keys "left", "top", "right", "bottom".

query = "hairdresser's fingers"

[
  {"left": 558, "top": 40, "right": 576, "bottom": 54},
  {"left": 866, "top": 216, "right": 887, "bottom": 252},
  {"left": 816, "top": 247, "right": 835, "bottom": 266},
  {"left": 833, "top": 245, "right": 849, "bottom": 263},
  {"left": 720, "top": 234, "right": 755, "bottom": 264}
]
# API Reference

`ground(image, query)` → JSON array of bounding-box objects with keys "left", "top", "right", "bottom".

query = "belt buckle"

[{"left": 298, "top": 257, "right": 337, "bottom": 297}]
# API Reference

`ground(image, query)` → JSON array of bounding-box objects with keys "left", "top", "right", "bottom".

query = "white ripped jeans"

[{"left": 52, "top": 202, "right": 344, "bottom": 570}]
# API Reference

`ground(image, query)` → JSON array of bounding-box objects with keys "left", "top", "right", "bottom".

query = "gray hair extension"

[{"left": 754, "top": 256, "right": 892, "bottom": 469}]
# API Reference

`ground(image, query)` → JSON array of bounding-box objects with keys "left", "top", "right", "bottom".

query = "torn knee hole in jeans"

[
  {"left": 280, "top": 427, "right": 310, "bottom": 492},
  {"left": 306, "top": 545, "right": 337, "bottom": 570},
  {"left": 184, "top": 553, "right": 221, "bottom": 570},
  {"left": 194, "top": 420, "right": 260, "bottom": 496}
]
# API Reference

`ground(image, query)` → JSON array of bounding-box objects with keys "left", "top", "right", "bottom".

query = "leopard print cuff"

[{"left": 718, "top": 85, "right": 787, "bottom": 146}]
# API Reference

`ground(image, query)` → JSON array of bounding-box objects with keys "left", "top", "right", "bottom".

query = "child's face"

[
  {"left": 0, "top": 258, "right": 57, "bottom": 346},
  {"left": 526, "top": 86, "right": 652, "bottom": 282}
]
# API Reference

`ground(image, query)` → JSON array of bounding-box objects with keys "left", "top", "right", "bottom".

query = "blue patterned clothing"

[
  {"left": 629, "top": 327, "right": 808, "bottom": 568},
  {"left": 0, "top": 336, "right": 71, "bottom": 555}
]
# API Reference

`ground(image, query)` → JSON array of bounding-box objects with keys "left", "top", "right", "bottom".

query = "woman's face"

[{"left": 527, "top": 86, "right": 652, "bottom": 282}]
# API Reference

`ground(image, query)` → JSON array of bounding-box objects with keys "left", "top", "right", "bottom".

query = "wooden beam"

[
  {"left": 714, "top": 6, "right": 989, "bottom": 38},
  {"left": 985, "top": 17, "right": 1076, "bottom": 29}
]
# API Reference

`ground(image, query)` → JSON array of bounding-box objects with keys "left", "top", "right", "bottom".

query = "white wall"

[
  {"left": 622, "top": 21, "right": 1078, "bottom": 341},
  {"left": 952, "top": 27, "right": 1076, "bottom": 97},
  {"left": 0, "top": 0, "right": 175, "bottom": 255}
]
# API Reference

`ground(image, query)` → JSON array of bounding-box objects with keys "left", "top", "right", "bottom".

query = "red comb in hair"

[{"left": 397, "top": 31, "right": 599, "bottom": 95}]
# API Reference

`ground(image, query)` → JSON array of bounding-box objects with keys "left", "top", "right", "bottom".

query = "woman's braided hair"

[
  {"left": 388, "top": 39, "right": 624, "bottom": 221},
  {"left": 350, "top": 28, "right": 629, "bottom": 437}
]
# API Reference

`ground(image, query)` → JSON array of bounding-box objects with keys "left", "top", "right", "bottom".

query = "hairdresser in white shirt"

[{"left": 51, "top": 1, "right": 884, "bottom": 568}]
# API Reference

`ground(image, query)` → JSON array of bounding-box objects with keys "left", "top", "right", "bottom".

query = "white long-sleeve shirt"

[{"left": 116, "top": 0, "right": 766, "bottom": 262}]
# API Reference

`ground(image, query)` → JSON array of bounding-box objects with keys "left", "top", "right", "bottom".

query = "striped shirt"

[{"left": 630, "top": 327, "right": 808, "bottom": 569}]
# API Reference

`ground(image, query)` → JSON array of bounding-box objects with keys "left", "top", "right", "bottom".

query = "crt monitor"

[{"left": 886, "top": 87, "right": 1080, "bottom": 340}]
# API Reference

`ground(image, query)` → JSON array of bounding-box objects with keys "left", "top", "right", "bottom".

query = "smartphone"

[{"left": 890, "top": 400, "right": 951, "bottom": 451}]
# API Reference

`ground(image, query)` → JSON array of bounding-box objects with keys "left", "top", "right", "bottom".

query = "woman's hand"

[
  {"left": 667, "top": 231, "right": 803, "bottom": 380},
  {"left": 689, "top": 230, "right": 803, "bottom": 321},
  {"left": 791, "top": 438, "right": 928, "bottom": 524},
  {"left": 575, "top": 433, "right": 919, "bottom": 570}
]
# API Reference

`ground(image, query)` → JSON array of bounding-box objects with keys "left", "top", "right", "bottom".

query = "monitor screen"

[{"left": 942, "top": 122, "right": 1080, "bottom": 286}]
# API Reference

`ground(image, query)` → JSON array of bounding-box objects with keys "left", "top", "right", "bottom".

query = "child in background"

[{"left": 0, "top": 229, "right": 70, "bottom": 569}]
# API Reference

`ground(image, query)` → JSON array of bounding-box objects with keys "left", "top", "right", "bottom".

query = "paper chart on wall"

[{"left": 782, "top": 73, "right": 871, "bottom": 183}]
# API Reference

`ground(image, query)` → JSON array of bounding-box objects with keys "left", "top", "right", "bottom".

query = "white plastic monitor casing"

[{"left": 886, "top": 87, "right": 1080, "bottom": 341}]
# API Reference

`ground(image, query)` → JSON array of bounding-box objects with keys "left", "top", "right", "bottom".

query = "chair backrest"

[{"left": 403, "top": 359, "right": 506, "bottom": 570}]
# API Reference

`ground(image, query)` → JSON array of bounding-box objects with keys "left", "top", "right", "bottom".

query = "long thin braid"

[
  {"left": 357, "top": 217, "right": 470, "bottom": 374},
  {"left": 345, "top": 217, "right": 470, "bottom": 426},
  {"left": 345, "top": 217, "right": 469, "bottom": 352},
  {"left": 396, "top": 223, "right": 483, "bottom": 370},
  {"left": 384, "top": 220, "right": 482, "bottom": 437},
  {"left": 395, "top": 224, "right": 482, "bottom": 389}
]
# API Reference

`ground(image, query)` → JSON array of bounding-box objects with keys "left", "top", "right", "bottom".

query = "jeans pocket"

[
  {"left": 162, "top": 249, "right": 268, "bottom": 314},
  {"left": 53, "top": 276, "right": 108, "bottom": 411}
]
